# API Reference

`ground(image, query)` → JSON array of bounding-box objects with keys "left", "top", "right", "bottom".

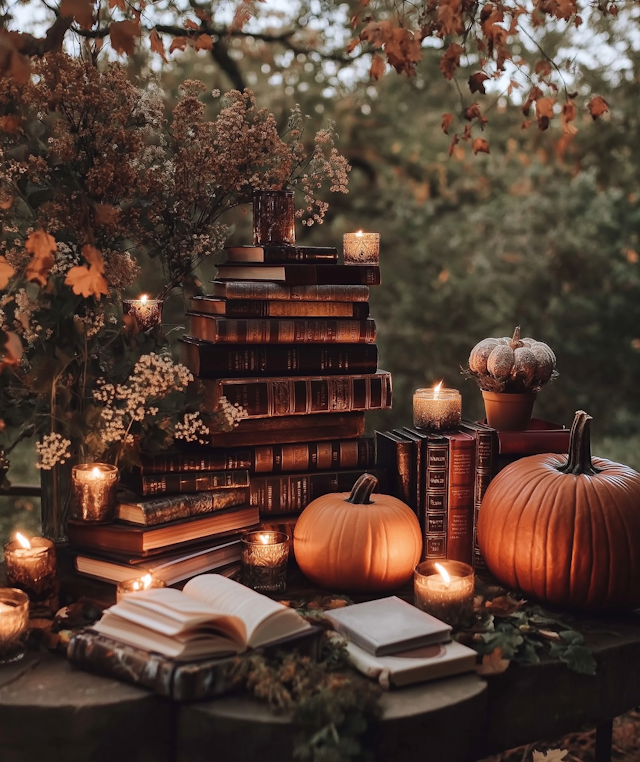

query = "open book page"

[{"left": 183, "top": 574, "right": 311, "bottom": 648}]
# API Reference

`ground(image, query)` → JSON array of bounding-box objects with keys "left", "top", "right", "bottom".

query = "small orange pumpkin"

[
  {"left": 477, "top": 410, "right": 640, "bottom": 611},
  {"left": 294, "top": 473, "right": 422, "bottom": 592}
]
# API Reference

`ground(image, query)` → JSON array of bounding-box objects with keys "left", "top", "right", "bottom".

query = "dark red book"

[
  {"left": 189, "top": 297, "right": 370, "bottom": 319},
  {"left": 215, "top": 263, "right": 381, "bottom": 286},
  {"left": 209, "top": 281, "right": 370, "bottom": 302},
  {"left": 443, "top": 432, "right": 476, "bottom": 566},
  {"left": 493, "top": 418, "right": 570, "bottom": 455}
]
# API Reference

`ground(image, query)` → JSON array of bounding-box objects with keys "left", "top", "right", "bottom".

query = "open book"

[{"left": 92, "top": 574, "right": 311, "bottom": 660}]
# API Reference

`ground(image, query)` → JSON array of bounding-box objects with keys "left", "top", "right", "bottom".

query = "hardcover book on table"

[
  {"left": 214, "top": 263, "right": 381, "bottom": 286},
  {"left": 189, "top": 296, "right": 370, "bottom": 319},
  {"left": 223, "top": 245, "right": 338, "bottom": 264},
  {"left": 209, "top": 280, "right": 370, "bottom": 302}
]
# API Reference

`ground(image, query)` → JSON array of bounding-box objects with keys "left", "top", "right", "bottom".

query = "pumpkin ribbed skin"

[
  {"left": 294, "top": 475, "right": 422, "bottom": 592},
  {"left": 477, "top": 413, "right": 640, "bottom": 611}
]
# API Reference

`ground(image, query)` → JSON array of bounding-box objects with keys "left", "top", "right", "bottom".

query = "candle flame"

[
  {"left": 258, "top": 533, "right": 271, "bottom": 544},
  {"left": 355, "top": 230, "right": 363, "bottom": 237},
  {"left": 141, "top": 574, "right": 153, "bottom": 589},
  {"left": 91, "top": 466, "right": 102, "bottom": 479},
  {"left": 15, "top": 532, "right": 31, "bottom": 549},
  {"left": 434, "top": 562, "right": 451, "bottom": 587},
  {"left": 140, "top": 294, "right": 148, "bottom": 303},
  {"left": 433, "top": 381, "right": 443, "bottom": 399}
]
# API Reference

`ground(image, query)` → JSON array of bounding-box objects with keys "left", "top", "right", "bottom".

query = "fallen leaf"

[
  {"left": 468, "top": 72, "right": 489, "bottom": 94},
  {"left": 476, "top": 646, "right": 510, "bottom": 675},
  {"left": 369, "top": 52, "right": 386, "bottom": 80},
  {"left": 59, "top": 0, "right": 95, "bottom": 29},
  {"left": 532, "top": 750, "right": 568, "bottom": 762},
  {"left": 64, "top": 244, "right": 109, "bottom": 299},
  {"left": 149, "top": 29, "right": 167, "bottom": 61},
  {"left": 0, "top": 256, "right": 15, "bottom": 289},
  {"left": 441, "top": 112, "right": 455, "bottom": 134},
  {"left": 109, "top": 20, "right": 141, "bottom": 56},
  {"left": 485, "top": 595, "right": 523, "bottom": 615},
  {"left": 25, "top": 229, "right": 56, "bottom": 288},
  {"left": 588, "top": 95, "right": 609, "bottom": 120}
]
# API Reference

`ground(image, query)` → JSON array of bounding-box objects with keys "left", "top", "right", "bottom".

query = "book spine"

[
  {"left": 125, "top": 489, "right": 249, "bottom": 526},
  {"left": 424, "top": 436, "right": 449, "bottom": 561},
  {"left": 217, "top": 265, "right": 381, "bottom": 286},
  {"left": 253, "top": 437, "right": 375, "bottom": 474},
  {"left": 191, "top": 300, "right": 370, "bottom": 319},
  {"left": 471, "top": 429, "right": 496, "bottom": 570},
  {"left": 250, "top": 469, "right": 385, "bottom": 514},
  {"left": 188, "top": 317, "right": 377, "bottom": 344},
  {"left": 183, "top": 341, "right": 379, "bottom": 378},
  {"left": 374, "top": 433, "right": 415, "bottom": 515},
  {"left": 203, "top": 372, "right": 392, "bottom": 418},
  {"left": 212, "top": 282, "right": 370, "bottom": 302},
  {"left": 394, "top": 430, "right": 422, "bottom": 521},
  {"left": 136, "top": 451, "right": 249, "bottom": 474},
  {"left": 129, "top": 470, "right": 250, "bottom": 497},
  {"left": 445, "top": 434, "right": 476, "bottom": 566},
  {"left": 229, "top": 246, "right": 339, "bottom": 263}
]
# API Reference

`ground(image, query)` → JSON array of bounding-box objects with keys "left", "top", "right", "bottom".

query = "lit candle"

[
  {"left": 122, "top": 294, "right": 163, "bottom": 330},
  {"left": 70, "top": 463, "right": 118, "bottom": 522},
  {"left": 0, "top": 589, "right": 29, "bottom": 664},
  {"left": 241, "top": 530, "right": 289, "bottom": 592},
  {"left": 3, "top": 533, "right": 58, "bottom": 611},
  {"left": 116, "top": 574, "right": 167, "bottom": 603},
  {"left": 413, "top": 383, "right": 462, "bottom": 431},
  {"left": 414, "top": 560, "right": 475, "bottom": 627},
  {"left": 343, "top": 230, "right": 380, "bottom": 264}
]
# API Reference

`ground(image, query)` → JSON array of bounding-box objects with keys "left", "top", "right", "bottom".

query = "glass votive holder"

[
  {"left": 343, "top": 231, "right": 380, "bottom": 265},
  {"left": 252, "top": 189, "right": 296, "bottom": 246},
  {"left": 414, "top": 560, "right": 475, "bottom": 628},
  {"left": 413, "top": 385, "right": 462, "bottom": 431},
  {"left": 241, "top": 531, "right": 289, "bottom": 593},
  {"left": 116, "top": 575, "right": 167, "bottom": 603},
  {"left": 70, "top": 463, "right": 119, "bottom": 522},
  {"left": 4, "top": 534, "right": 58, "bottom": 613},
  {"left": 122, "top": 296, "right": 164, "bottom": 331},
  {"left": 0, "top": 588, "right": 29, "bottom": 665}
]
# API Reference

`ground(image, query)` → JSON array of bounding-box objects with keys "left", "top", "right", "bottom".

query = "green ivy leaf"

[{"left": 549, "top": 643, "right": 597, "bottom": 675}]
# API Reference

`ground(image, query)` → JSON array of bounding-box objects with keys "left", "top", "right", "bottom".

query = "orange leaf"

[
  {"left": 473, "top": 137, "right": 490, "bottom": 154},
  {"left": 588, "top": 95, "right": 609, "bottom": 120},
  {"left": 64, "top": 245, "right": 109, "bottom": 299},
  {"left": 25, "top": 230, "right": 56, "bottom": 288},
  {"left": 441, "top": 112, "right": 455, "bottom": 134},
  {"left": 0, "top": 330, "right": 23, "bottom": 372},
  {"left": 448, "top": 133, "right": 460, "bottom": 157},
  {"left": 59, "top": 0, "right": 95, "bottom": 29},
  {"left": 468, "top": 72, "right": 489, "bottom": 94},
  {"left": 184, "top": 19, "right": 199, "bottom": 30},
  {"left": 0, "top": 115, "right": 21, "bottom": 133},
  {"left": 464, "top": 102, "right": 483, "bottom": 121},
  {"left": 149, "top": 28, "right": 167, "bottom": 61},
  {"left": 522, "top": 85, "right": 543, "bottom": 116},
  {"left": 0, "top": 255, "right": 15, "bottom": 289},
  {"left": 109, "top": 20, "right": 141, "bottom": 56},
  {"left": 0, "top": 196, "right": 13, "bottom": 210},
  {"left": 476, "top": 647, "right": 510, "bottom": 675},
  {"left": 440, "top": 43, "right": 463, "bottom": 80},
  {"left": 194, "top": 33, "right": 213, "bottom": 51},
  {"left": 108, "top": 0, "right": 126, "bottom": 8},
  {"left": 169, "top": 36, "right": 189, "bottom": 53},
  {"left": 346, "top": 39, "right": 359, "bottom": 55},
  {"left": 536, "top": 97, "right": 555, "bottom": 130},
  {"left": 369, "top": 53, "right": 386, "bottom": 80}
]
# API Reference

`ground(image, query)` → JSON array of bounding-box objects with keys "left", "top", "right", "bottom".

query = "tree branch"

[{"left": 16, "top": 16, "right": 73, "bottom": 57}]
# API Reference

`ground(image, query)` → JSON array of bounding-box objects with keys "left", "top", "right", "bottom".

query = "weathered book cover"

[
  {"left": 200, "top": 371, "right": 393, "bottom": 419},
  {"left": 215, "top": 263, "right": 381, "bottom": 286},
  {"left": 443, "top": 432, "right": 476, "bottom": 566},
  {"left": 210, "top": 280, "right": 370, "bottom": 302},
  {"left": 401, "top": 427, "right": 431, "bottom": 530},
  {"left": 250, "top": 468, "right": 387, "bottom": 514},
  {"left": 122, "top": 469, "right": 250, "bottom": 497},
  {"left": 374, "top": 431, "right": 415, "bottom": 515},
  {"left": 424, "top": 434, "right": 449, "bottom": 561},
  {"left": 394, "top": 429, "right": 423, "bottom": 520},
  {"left": 494, "top": 418, "right": 569, "bottom": 456},
  {"left": 189, "top": 296, "right": 370, "bottom": 319},
  {"left": 186, "top": 314, "right": 377, "bottom": 344},
  {"left": 134, "top": 438, "right": 375, "bottom": 476},
  {"left": 224, "top": 244, "right": 338, "bottom": 264},
  {"left": 116, "top": 489, "right": 249, "bottom": 526}
]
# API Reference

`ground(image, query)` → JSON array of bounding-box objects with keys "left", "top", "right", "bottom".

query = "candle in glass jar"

[
  {"left": 242, "top": 531, "right": 289, "bottom": 592},
  {"left": 413, "top": 383, "right": 462, "bottom": 431},
  {"left": 116, "top": 574, "right": 166, "bottom": 603},
  {"left": 343, "top": 231, "right": 380, "bottom": 265},
  {"left": 0, "top": 588, "right": 29, "bottom": 664},
  {"left": 70, "top": 463, "right": 118, "bottom": 522},
  {"left": 414, "top": 560, "right": 474, "bottom": 627},
  {"left": 4, "top": 534, "right": 57, "bottom": 610},
  {"left": 122, "top": 294, "right": 163, "bottom": 330}
]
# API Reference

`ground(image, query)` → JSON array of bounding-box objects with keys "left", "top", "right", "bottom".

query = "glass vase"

[
  {"left": 40, "top": 460, "right": 74, "bottom": 545},
  {"left": 252, "top": 189, "right": 296, "bottom": 246}
]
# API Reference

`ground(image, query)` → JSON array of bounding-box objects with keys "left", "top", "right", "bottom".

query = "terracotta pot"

[{"left": 482, "top": 390, "right": 536, "bottom": 431}]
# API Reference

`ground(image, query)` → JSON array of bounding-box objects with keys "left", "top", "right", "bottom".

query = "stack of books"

[{"left": 375, "top": 418, "right": 570, "bottom": 569}]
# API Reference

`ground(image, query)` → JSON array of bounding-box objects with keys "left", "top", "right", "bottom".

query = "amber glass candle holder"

[
  {"left": 0, "top": 589, "right": 29, "bottom": 665},
  {"left": 122, "top": 296, "right": 163, "bottom": 330},
  {"left": 116, "top": 575, "right": 167, "bottom": 603},
  {"left": 4, "top": 535, "right": 58, "bottom": 613},
  {"left": 252, "top": 189, "right": 296, "bottom": 246},
  {"left": 70, "top": 463, "right": 118, "bottom": 522},
  {"left": 343, "top": 231, "right": 380, "bottom": 265},
  {"left": 414, "top": 560, "right": 475, "bottom": 628},
  {"left": 242, "top": 531, "right": 289, "bottom": 592},
  {"left": 413, "top": 386, "right": 462, "bottom": 432}
]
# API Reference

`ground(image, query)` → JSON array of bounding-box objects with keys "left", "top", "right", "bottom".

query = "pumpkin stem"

[
  {"left": 558, "top": 410, "right": 601, "bottom": 476},
  {"left": 509, "top": 325, "right": 523, "bottom": 350},
  {"left": 347, "top": 473, "right": 378, "bottom": 504}
]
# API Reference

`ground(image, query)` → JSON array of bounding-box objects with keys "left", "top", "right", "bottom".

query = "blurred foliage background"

[{"left": 3, "top": 12, "right": 640, "bottom": 543}]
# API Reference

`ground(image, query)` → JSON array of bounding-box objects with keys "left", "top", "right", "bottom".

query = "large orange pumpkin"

[
  {"left": 477, "top": 410, "right": 640, "bottom": 611},
  {"left": 294, "top": 472, "right": 422, "bottom": 592}
]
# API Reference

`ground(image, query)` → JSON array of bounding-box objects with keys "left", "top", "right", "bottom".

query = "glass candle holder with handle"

[
  {"left": 0, "top": 588, "right": 29, "bottom": 665},
  {"left": 70, "top": 463, "right": 119, "bottom": 522},
  {"left": 241, "top": 531, "right": 289, "bottom": 592}
]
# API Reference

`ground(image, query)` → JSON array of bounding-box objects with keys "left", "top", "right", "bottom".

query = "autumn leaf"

[
  {"left": 588, "top": 95, "right": 609, "bottom": 120},
  {"left": 522, "top": 85, "right": 543, "bottom": 116},
  {"left": 536, "top": 97, "right": 555, "bottom": 130},
  {"left": 110, "top": 20, "right": 141, "bottom": 56},
  {"left": 464, "top": 102, "right": 484, "bottom": 122},
  {"left": 149, "top": 29, "right": 167, "bottom": 62},
  {"left": 346, "top": 38, "right": 359, "bottom": 55},
  {"left": 484, "top": 594, "right": 523, "bottom": 615},
  {"left": 476, "top": 646, "right": 510, "bottom": 675},
  {"left": 473, "top": 138, "right": 490, "bottom": 155},
  {"left": 59, "top": 0, "right": 95, "bottom": 29},
  {"left": 25, "top": 229, "right": 56, "bottom": 288},
  {"left": 369, "top": 53, "right": 386, "bottom": 80},
  {"left": 441, "top": 112, "right": 455, "bottom": 134},
  {"left": 0, "top": 256, "right": 15, "bottom": 289},
  {"left": 0, "top": 34, "right": 30, "bottom": 84},
  {"left": 440, "top": 43, "right": 463, "bottom": 80},
  {"left": 0, "top": 330, "right": 23, "bottom": 372},
  {"left": 0, "top": 196, "right": 12, "bottom": 210},
  {"left": 108, "top": 0, "right": 126, "bottom": 9},
  {"left": 169, "top": 37, "right": 189, "bottom": 54},
  {"left": 64, "top": 244, "right": 109, "bottom": 299},
  {"left": 532, "top": 750, "right": 568, "bottom": 762},
  {"left": 184, "top": 19, "right": 200, "bottom": 30},
  {"left": 448, "top": 133, "right": 460, "bottom": 157},
  {"left": 194, "top": 34, "right": 214, "bottom": 51},
  {"left": 0, "top": 115, "right": 21, "bottom": 133},
  {"left": 468, "top": 72, "right": 489, "bottom": 94}
]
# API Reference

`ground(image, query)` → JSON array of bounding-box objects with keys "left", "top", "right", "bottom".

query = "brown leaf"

[
  {"left": 59, "top": 0, "right": 95, "bottom": 29},
  {"left": 184, "top": 19, "right": 200, "bottom": 30},
  {"left": 464, "top": 102, "right": 483, "bottom": 121},
  {"left": 0, "top": 196, "right": 13, "bottom": 210},
  {"left": 476, "top": 647, "right": 510, "bottom": 675},
  {"left": 0, "top": 115, "right": 21, "bottom": 134},
  {"left": 484, "top": 595, "right": 523, "bottom": 615},
  {"left": 440, "top": 43, "right": 463, "bottom": 80},
  {"left": 0, "top": 330, "right": 23, "bottom": 371},
  {"left": 369, "top": 53, "right": 386, "bottom": 80},
  {"left": 194, "top": 33, "right": 213, "bottom": 51},
  {"left": 522, "top": 85, "right": 543, "bottom": 116},
  {"left": 441, "top": 112, "right": 455, "bottom": 134},
  {"left": 448, "top": 133, "right": 460, "bottom": 157},
  {"left": 64, "top": 244, "right": 109, "bottom": 299},
  {"left": 468, "top": 72, "right": 489, "bottom": 94},
  {"left": 588, "top": 95, "right": 609, "bottom": 120},
  {"left": 536, "top": 96, "right": 555, "bottom": 130},
  {"left": 472, "top": 137, "right": 491, "bottom": 155},
  {"left": 149, "top": 29, "right": 167, "bottom": 62},
  {"left": 346, "top": 38, "right": 359, "bottom": 55},
  {"left": 0, "top": 255, "right": 15, "bottom": 289},
  {"left": 169, "top": 36, "right": 189, "bottom": 54},
  {"left": 108, "top": 0, "right": 125, "bottom": 8},
  {"left": 109, "top": 20, "right": 141, "bottom": 56},
  {"left": 25, "top": 230, "right": 56, "bottom": 288}
]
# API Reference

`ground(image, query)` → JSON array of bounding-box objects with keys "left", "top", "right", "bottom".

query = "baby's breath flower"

[{"left": 36, "top": 433, "right": 71, "bottom": 470}]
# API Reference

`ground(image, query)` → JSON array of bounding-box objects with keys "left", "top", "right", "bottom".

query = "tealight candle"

[
  {"left": 70, "top": 463, "right": 119, "bottom": 522},
  {"left": 122, "top": 294, "right": 163, "bottom": 330},
  {"left": 3, "top": 534, "right": 58, "bottom": 612},
  {"left": 0, "top": 589, "right": 29, "bottom": 664},
  {"left": 413, "top": 383, "right": 462, "bottom": 431},
  {"left": 241, "top": 531, "right": 289, "bottom": 592},
  {"left": 116, "top": 574, "right": 166, "bottom": 603},
  {"left": 414, "top": 560, "right": 475, "bottom": 627},
  {"left": 343, "top": 231, "right": 380, "bottom": 264}
]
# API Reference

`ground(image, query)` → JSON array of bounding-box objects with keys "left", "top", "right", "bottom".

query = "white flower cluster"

[
  {"left": 50, "top": 242, "right": 79, "bottom": 277},
  {"left": 73, "top": 310, "right": 105, "bottom": 338},
  {"left": 219, "top": 396, "right": 248, "bottom": 428},
  {"left": 36, "top": 432, "right": 72, "bottom": 470},
  {"left": 174, "top": 411, "right": 211, "bottom": 444}
]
